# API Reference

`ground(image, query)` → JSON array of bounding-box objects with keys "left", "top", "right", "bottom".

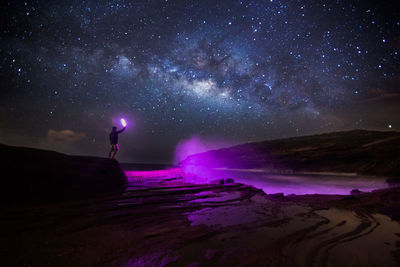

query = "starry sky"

[{"left": 0, "top": 0, "right": 399, "bottom": 163}]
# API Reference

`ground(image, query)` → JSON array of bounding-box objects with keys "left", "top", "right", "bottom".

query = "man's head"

[{"left": 112, "top": 126, "right": 117, "bottom": 131}]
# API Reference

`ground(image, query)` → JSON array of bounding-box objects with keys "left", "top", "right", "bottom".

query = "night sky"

[{"left": 1, "top": 0, "right": 399, "bottom": 163}]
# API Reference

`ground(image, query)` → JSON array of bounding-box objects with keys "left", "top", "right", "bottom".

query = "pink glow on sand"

[{"left": 120, "top": 118, "right": 127, "bottom": 127}]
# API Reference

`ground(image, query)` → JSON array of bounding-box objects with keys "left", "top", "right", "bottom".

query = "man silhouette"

[{"left": 108, "top": 126, "right": 126, "bottom": 159}]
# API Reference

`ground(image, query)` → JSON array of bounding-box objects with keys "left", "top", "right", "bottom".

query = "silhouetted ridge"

[{"left": 181, "top": 130, "right": 400, "bottom": 177}]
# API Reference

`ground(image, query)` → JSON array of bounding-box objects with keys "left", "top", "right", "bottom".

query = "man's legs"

[
  {"left": 111, "top": 144, "right": 119, "bottom": 159},
  {"left": 108, "top": 145, "right": 114, "bottom": 158}
]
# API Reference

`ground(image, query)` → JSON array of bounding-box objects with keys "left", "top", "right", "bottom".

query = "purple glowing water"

[
  {"left": 182, "top": 167, "right": 390, "bottom": 195},
  {"left": 125, "top": 167, "right": 390, "bottom": 195},
  {"left": 126, "top": 137, "right": 391, "bottom": 195}
]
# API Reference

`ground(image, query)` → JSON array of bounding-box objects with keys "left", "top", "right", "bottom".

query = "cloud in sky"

[{"left": 47, "top": 129, "right": 86, "bottom": 144}]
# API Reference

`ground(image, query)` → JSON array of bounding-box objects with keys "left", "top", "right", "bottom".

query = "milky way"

[{"left": 0, "top": 0, "right": 399, "bottom": 162}]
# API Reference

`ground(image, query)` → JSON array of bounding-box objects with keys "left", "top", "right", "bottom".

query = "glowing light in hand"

[{"left": 121, "top": 118, "right": 127, "bottom": 127}]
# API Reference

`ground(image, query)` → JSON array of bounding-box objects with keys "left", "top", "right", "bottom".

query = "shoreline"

[{"left": 1, "top": 170, "right": 399, "bottom": 266}]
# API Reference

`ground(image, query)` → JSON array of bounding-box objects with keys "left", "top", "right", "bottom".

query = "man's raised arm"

[{"left": 117, "top": 127, "right": 126, "bottom": 134}]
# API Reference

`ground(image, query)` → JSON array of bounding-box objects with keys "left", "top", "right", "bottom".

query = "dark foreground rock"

[
  {"left": 0, "top": 143, "right": 399, "bottom": 266},
  {"left": 0, "top": 144, "right": 126, "bottom": 204},
  {"left": 1, "top": 170, "right": 399, "bottom": 266}
]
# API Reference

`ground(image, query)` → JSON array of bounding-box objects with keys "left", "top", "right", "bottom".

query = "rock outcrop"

[{"left": 0, "top": 144, "right": 126, "bottom": 203}]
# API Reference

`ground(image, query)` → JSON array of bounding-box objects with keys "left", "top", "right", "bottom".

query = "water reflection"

[
  {"left": 181, "top": 166, "right": 390, "bottom": 195},
  {"left": 124, "top": 166, "right": 392, "bottom": 195}
]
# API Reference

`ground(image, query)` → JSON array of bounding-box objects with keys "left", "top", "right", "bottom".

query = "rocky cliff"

[
  {"left": 0, "top": 144, "right": 126, "bottom": 203},
  {"left": 181, "top": 130, "right": 400, "bottom": 177}
]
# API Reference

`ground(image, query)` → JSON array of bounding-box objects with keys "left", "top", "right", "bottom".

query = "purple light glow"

[
  {"left": 125, "top": 168, "right": 183, "bottom": 180},
  {"left": 120, "top": 118, "right": 127, "bottom": 127},
  {"left": 174, "top": 136, "right": 234, "bottom": 164},
  {"left": 125, "top": 167, "right": 390, "bottom": 195},
  {"left": 124, "top": 136, "right": 391, "bottom": 195},
  {"left": 181, "top": 166, "right": 390, "bottom": 195}
]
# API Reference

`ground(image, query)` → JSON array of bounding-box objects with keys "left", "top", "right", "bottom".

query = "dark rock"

[
  {"left": 225, "top": 178, "right": 234, "bottom": 183},
  {"left": 121, "top": 162, "right": 176, "bottom": 170},
  {"left": 386, "top": 177, "right": 400, "bottom": 186},
  {"left": 351, "top": 189, "right": 363, "bottom": 195},
  {"left": 1, "top": 161, "right": 400, "bottom": 266},
  {"left": 341, "top": 196, "right": 356, "bottom": 201},
  {"left": 267, "top": 193, "right": 285, "bottom": 200},
  {"left": 217, "top": 178, "right": 235, "bottom": 184},
  {"left": 0, "top": 144, "right": 127, "bottom": 204}
]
